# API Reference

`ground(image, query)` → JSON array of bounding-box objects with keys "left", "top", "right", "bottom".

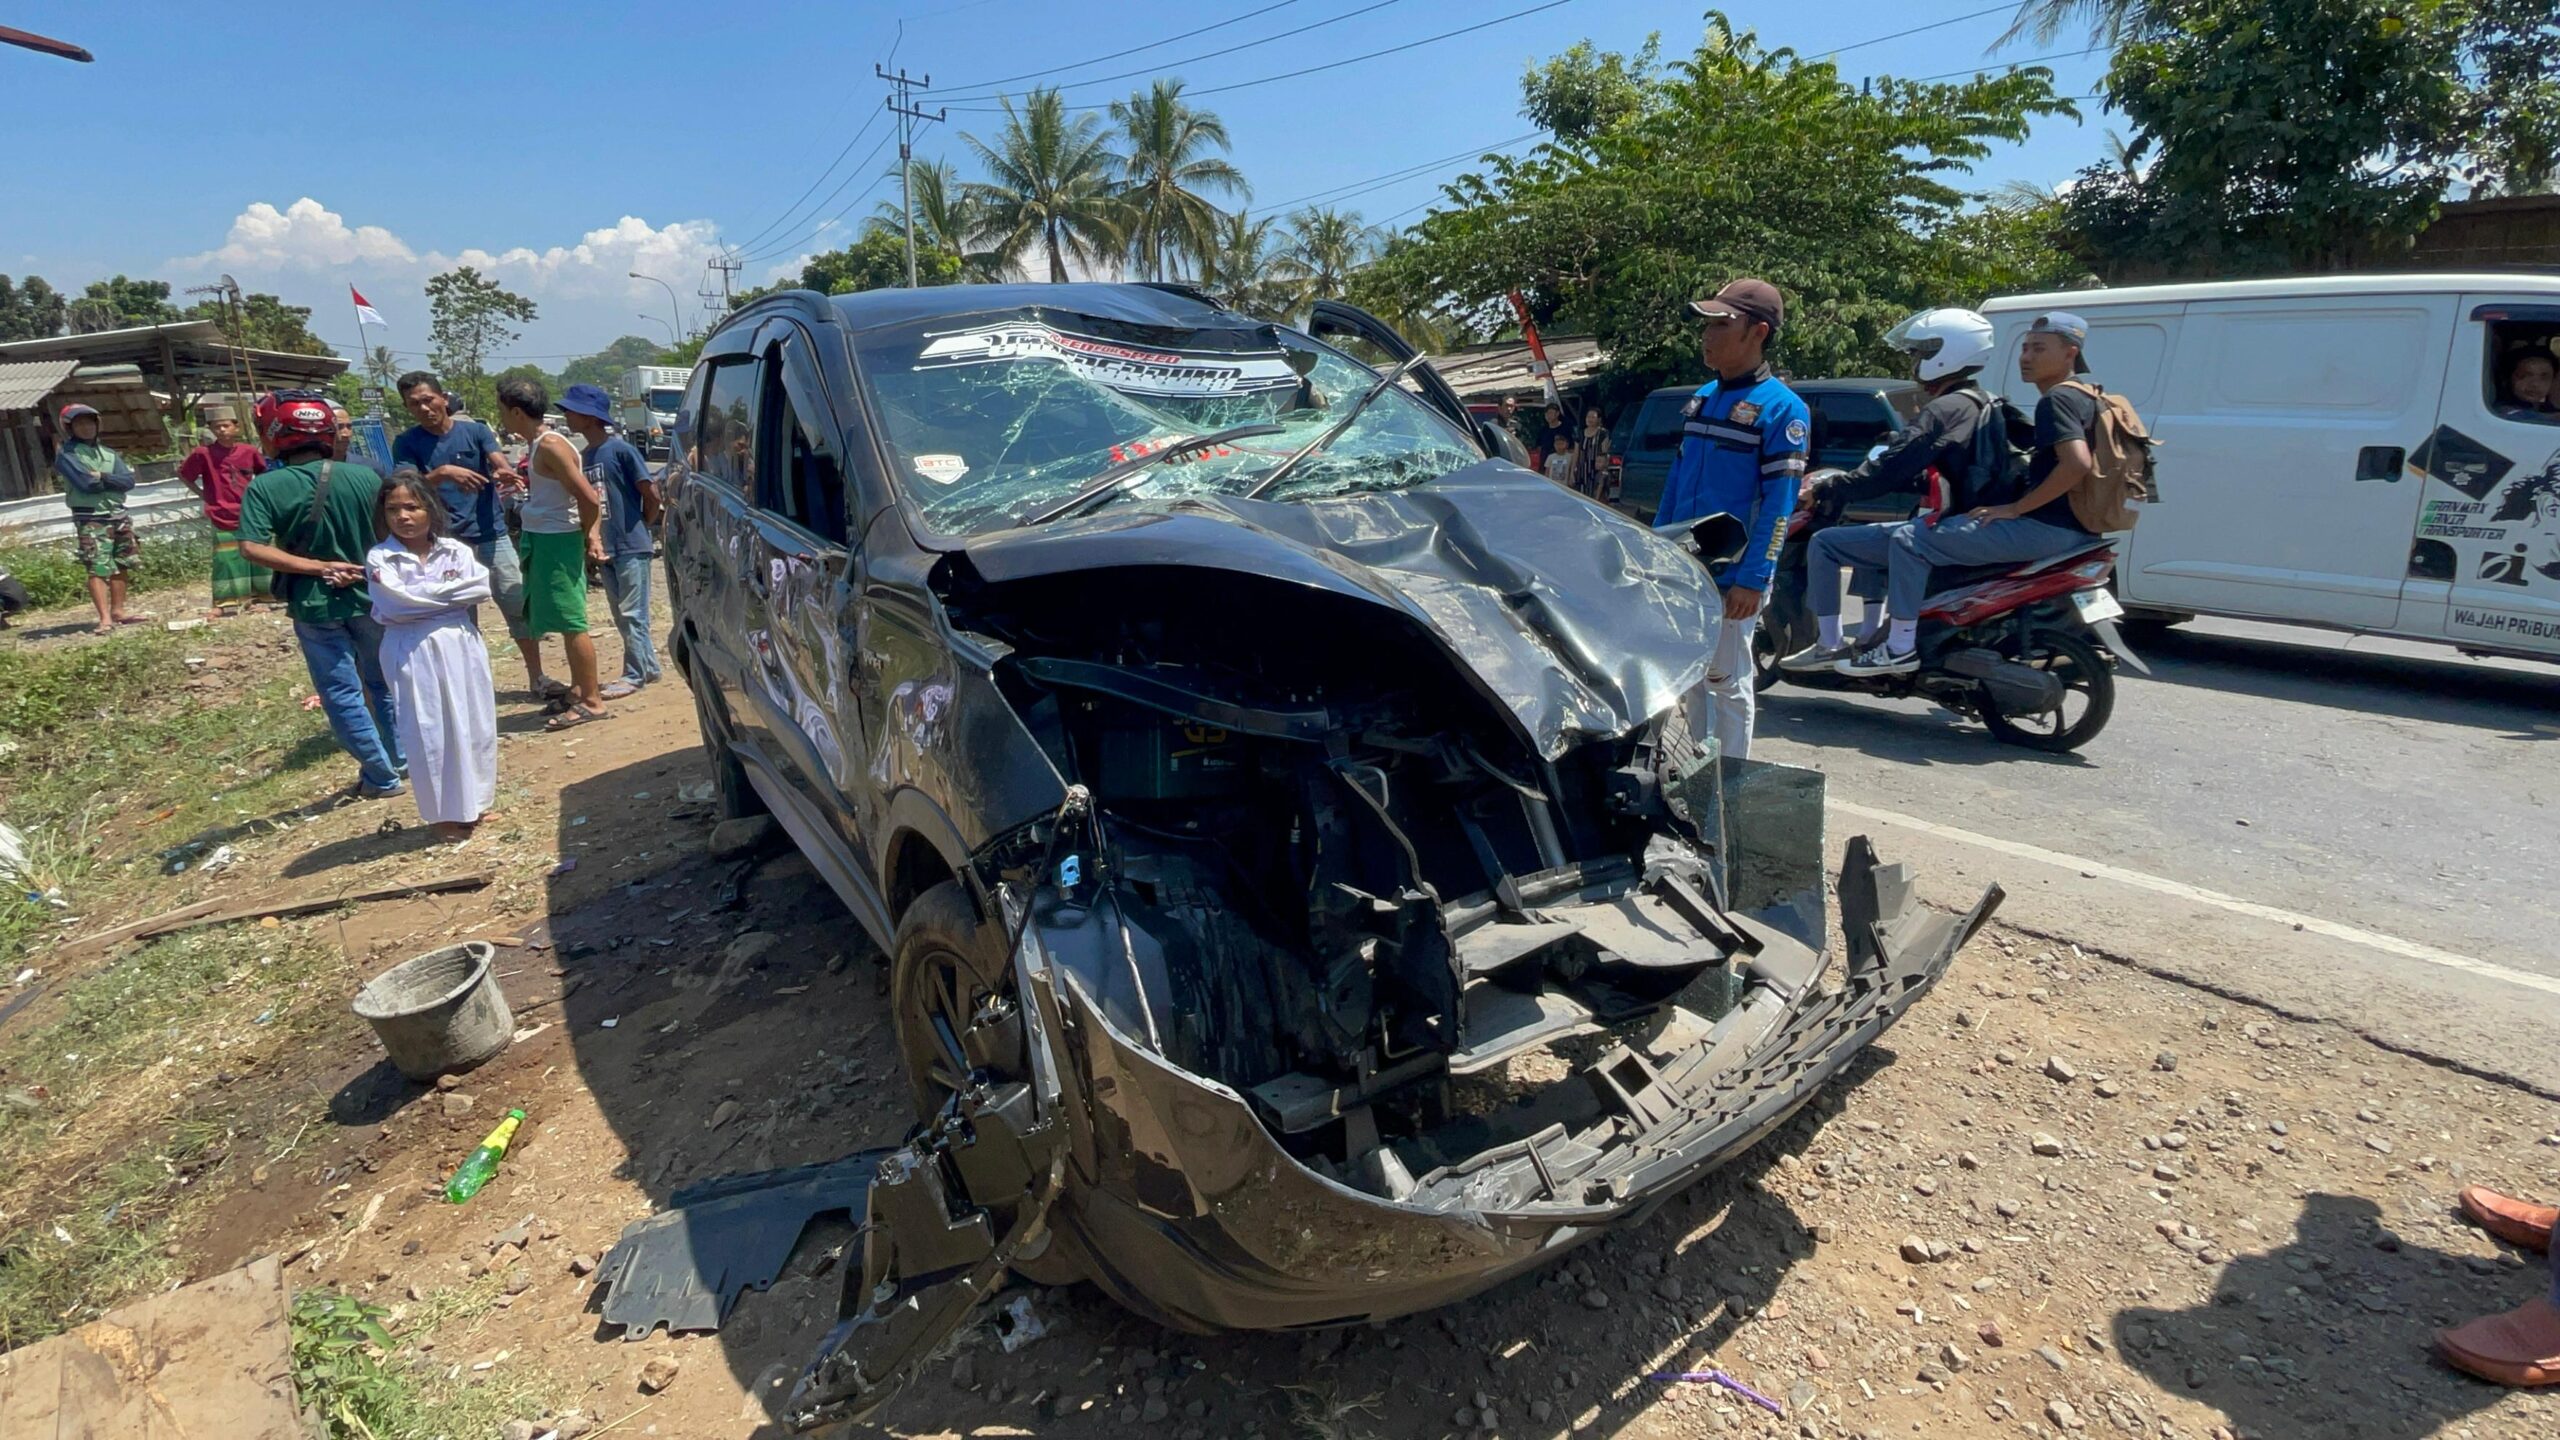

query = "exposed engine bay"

[{"left": 956, "top": 560, "right": 1817, "bottom": 1209}]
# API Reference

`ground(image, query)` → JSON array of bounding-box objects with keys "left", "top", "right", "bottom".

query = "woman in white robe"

[{"left": 368, "top": 474, "right": 499, "bottom": 835}]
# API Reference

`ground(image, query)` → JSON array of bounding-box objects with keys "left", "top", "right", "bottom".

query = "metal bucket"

[{"left": 352, "top": 941, "right": 513, "bottom": 1082}]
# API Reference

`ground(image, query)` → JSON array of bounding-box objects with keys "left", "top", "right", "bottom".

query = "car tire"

[
  {"left": 889, "top": 878, "right": 1021, "bottom": 1114},
  {"left": 688, "top": 678, "right": 766, "bottom": 821},
  {"left": 1980, "top": 628, "right": 2115, "bottom": 753}
]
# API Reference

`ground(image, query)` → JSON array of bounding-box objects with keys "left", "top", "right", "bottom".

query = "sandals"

[
  {"left": 598, "top": 681, "right": 641, "bottom": 700},
  {"left": 544, "top": 704, "right": 611, "bottom": 732}
]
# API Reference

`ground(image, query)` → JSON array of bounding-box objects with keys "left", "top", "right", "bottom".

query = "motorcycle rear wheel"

[{"left": 1979, "top": 629, "right": 2113, "bottom": 752}]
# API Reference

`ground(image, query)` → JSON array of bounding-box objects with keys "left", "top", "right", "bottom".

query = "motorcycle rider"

[
  {"left": 1655, "top": 278, "right": 1811, "bottom": 761},
  {"left": 1838, "top": 311, "right": 2106, "bottom": 676},
  {"left": 1779, "top": 308, "right": 2009, "bottom": 672}
]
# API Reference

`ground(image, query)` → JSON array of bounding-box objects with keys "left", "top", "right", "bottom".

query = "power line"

[
  {"left": 1906, "top": 45, "right": 2106, "bottom": 83},
  {"left": 725, "top": 110, "right": 887, "bottom": 258},
  {"left": 933, "top": 0, "right": 1411, "bottom": 104},
  {"left": 1824, "top": 3, "right": 2014, "bottom": 58},
  {"left": 731, "top": 129, "right": 900, "bottom": 265},
  {"left": 1260, "top": 130, "right": 1545, "bottom": 214},
  {"left": 922, "top": 0, "right": 1303, "bottom": 94},
  {"left": 734, "top": 154, "right": 903, "bottom": 269}
]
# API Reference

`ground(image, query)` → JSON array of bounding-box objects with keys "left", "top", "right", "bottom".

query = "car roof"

[
  {"left": 1985, "top": 272, "right": 2560, "bottom": 311},
  {"left": 821, "top": 280, "right": 1253, "bottom": 334}
]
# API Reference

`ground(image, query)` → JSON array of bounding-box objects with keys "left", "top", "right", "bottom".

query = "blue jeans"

[
  {"left": 295, "top": 614, "right": 405, "bottom": 792},
  {"left": 1888, "top": 513, "right": 2093, "bottom": 619},
  {"left": 1807, "top": 522, "right": 1896, "bottom": 618},
  {"left": 600, "top": 552, "right": 660, "bottom": 685}
]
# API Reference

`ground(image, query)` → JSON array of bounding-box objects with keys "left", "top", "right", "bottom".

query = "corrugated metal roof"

[{"left": 0, "top": 358, "right": 81, "bottom": 412}]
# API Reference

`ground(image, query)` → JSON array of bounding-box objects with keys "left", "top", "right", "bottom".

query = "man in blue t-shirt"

[
  {"left": 559, "top": 384, "right": 662, "bottom": 698},
  {"left": 1654, "top": 278, "right": 1810, "bottom": 761},
  {"left": 392, "top": 371, "right": 555, "bottom": 701}
]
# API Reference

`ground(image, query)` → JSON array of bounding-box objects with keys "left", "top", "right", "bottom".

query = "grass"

[
  {"left": 0, "top": 923, "right": 342, "bottom": 1348},
  {"left": 0, "top": 522, "right": 216, "bottom": 612},
  {"left": 0, "top": 624, "right": 339, "bottom": 971},
  {"left": 293, "top": 1277, "right": 573, "bottom": 1440}
]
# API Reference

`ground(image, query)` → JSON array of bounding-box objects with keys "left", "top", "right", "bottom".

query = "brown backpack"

[{"left": 2056, "top": 380, "right": 2155, "bottom": 533}]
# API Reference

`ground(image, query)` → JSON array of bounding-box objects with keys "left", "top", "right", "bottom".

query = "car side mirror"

[
  {"left": 1663, "top": 511, "right": 1749, "bottom": 567},
  {"left": 1480, "top": 418, "right": 1529, "bottom": 467}
]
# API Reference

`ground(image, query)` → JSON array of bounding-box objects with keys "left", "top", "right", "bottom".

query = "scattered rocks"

[
  {"left": 2029, "top": 1132, "right": 2065, "bottom": 1157},
  {"left": 638, "top": 1357, "right": 682, "bottom": 1394},
  {"left": 1899, "top": 1235, "right": 1949, "bottom": 1264},
  {"left": 708, "top": 1099, "right": 742, "bottom": 1130},
  {"left": 1977, "top": 1319, "right": 2005, "bottom": 1347},
  {"left": 1581, "top": 1287, "right": 1610, "bottom": 1310},
  {"left": 441, "top": 1092, "right": 477, "bottom": 1119},
  {"left": 2043, "top": 1056, "right": 2078, "bottom": 1083},
  {"left": 569, "top": 1253, "right": 597, "bottom": 1277},
  {"left": 435, "top": 1073, "right": 465, "bottom": 1092},
  {"left": 2093, "top": 1078, "right": 2122, "bottom": 1099},
  {"left": 2154, "top": 1051, "right": 2178, "bottom": 1072},
  {"left": 706, "top": 815, "right": 779, "bottom": 859},
  {"left": 2159, "top": 1131, "right": 2188, "bottom": 1150},
  {"left": 1940, "top": 1342, "right": 1971, "bottom": 1372},
  {"left": 2036, "top": 1344, "right": 2070, "bottom": 1371},
  {"left": 2047, "top": 1398, "right": 2085, "bottom": 1430}
]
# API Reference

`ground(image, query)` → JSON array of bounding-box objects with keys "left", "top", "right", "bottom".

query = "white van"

[{"left": 1981, "top": 275, "right": 2560, "bottom": 662}]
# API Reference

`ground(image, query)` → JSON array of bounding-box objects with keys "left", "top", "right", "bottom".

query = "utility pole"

[
  {"left": 877, "top": 64, "right": 946, "bottom": 288},
  {"left": 706, "top": 253, "right": 743, "bottom": 310}
]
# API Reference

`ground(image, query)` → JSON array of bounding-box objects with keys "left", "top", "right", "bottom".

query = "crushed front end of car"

[{"left": 785, "top": 466, "right": 2000, "bottom": 1429}]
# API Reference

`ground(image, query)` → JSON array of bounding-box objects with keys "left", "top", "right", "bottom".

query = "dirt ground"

[{"left": 9, "top": 574, "right": 2559, "bottom": 1440}]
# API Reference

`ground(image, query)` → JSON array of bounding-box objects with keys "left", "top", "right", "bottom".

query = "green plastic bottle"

[{"left": 444, "top": 1108, "right": 526, "bottom": 1203}]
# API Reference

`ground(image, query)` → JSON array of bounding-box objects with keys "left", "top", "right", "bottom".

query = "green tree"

[
  {"left": 1362, "top": 15, "right": 2078, "bottom": 387},
  {"left": 964, "top": 88, "right": 1126, "bottom": 283},
  {"left": 1521, "top": 37, "right": 1662, "bottom": 143},
  {"left": 363, "top": 344, "right": 401, "bottom": 399},
  {"left": 424, "top": 267, "right": 537, "bottom": 419},
  {"left": 0, "top": 275, "right": 66, "bottom": 341},
  {"left": 182, "top": 292, "right": 330, "bottom": 355},
  {"left": 1198, "top": 211, "right": 1295, "bottom": 316},
  {"left": 65, "top": 275, "right": 179, "bottom": 334},
  {"left": 2059, "top": 0, "right": 2472, "bottom": 278},
  {"left": 1276, "top": 207, "right": 1376, "bottom": 307},
  {"left": 1109, "top": 79, "right": 1248, "bottom": 282},
  {"left": 561, "top": 335, "right": 676, "bottom": 392},
  {"left": 801, "top": 224, "right": 962, "bottom": 294},
  {"left": 874, "top": 158, "right": 1008, "bottom": 281}
]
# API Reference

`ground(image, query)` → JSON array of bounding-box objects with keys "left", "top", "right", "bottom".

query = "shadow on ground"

[
  {"left": 2113, "top": 1191, "right": 2539, "bottom": 1439},
  {"left": 2129, "top": 627, "right": 2560, "bottom": 741}
]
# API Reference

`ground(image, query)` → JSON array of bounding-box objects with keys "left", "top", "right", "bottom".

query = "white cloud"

[
  {"left": 182, "top": 197, "right": 417, "bottom": 269},
  {"left": 437, "top": 214, "right": 729, "bottom": 302}
]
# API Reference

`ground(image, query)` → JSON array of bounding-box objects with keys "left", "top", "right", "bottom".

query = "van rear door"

[
  {"left": 2096, "top": 296, "right": 2450, "bottom": 630},
  {"left": 2401, "top": 299, "right": 2560, "bottom": 657}
]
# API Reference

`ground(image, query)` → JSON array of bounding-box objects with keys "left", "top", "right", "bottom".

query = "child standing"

[{"left": 367, "top": 469, "right": 498, "bottom": 838}]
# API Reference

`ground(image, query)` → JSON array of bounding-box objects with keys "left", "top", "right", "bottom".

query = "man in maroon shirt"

[{"left": 180, "top": 409, "right": 272, "bottom": 615}]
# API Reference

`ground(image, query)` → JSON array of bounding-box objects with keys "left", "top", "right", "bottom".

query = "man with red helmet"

[
  {"left": 52, "top": 402, "right": 142, "bottom": 635},
  {"left": 238, "top": 390, "right": 406, "bottom": 799}
]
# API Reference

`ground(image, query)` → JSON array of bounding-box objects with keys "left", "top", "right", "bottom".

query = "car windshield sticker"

[
  {"left": 912, "top": 453, "right": 969, "bottom": 485},
  {"left": 914, "top": 320, "right": 1301, "bottom": 401}
]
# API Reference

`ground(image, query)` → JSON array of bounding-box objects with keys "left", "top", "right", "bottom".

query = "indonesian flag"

[{"left": 351, "top": 286, "right": 386, "bottom": 328}]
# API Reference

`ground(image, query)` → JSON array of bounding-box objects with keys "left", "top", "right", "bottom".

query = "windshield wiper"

[
  {"left": 1018, "top": 423, "right": 1287, "bottom": 528},
  {"left": 1242, "top": 352, "right": 1430, "bottom": 502}
]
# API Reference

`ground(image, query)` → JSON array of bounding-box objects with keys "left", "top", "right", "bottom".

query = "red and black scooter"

[{"left": 1744, "top": 471, "right": 2147, "bottom": 752}]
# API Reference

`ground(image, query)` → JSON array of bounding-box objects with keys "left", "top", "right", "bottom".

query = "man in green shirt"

[
  {"left": 237, "top": 391, "right": 406, "bottom": 798},
  {"left": 51, "top": 402, "right": 141, "bottom": 635}
]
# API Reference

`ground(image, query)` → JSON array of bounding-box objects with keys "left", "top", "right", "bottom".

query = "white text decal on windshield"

[{"left": 914, "top": 321, "right": 1301, "bottom": 400}]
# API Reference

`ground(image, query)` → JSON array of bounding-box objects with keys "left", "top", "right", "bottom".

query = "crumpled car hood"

[{"left": 955, "top": 461, "right": 1722, "bottom": 757}]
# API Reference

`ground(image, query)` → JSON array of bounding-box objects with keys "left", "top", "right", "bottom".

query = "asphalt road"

[{"left": 1752, "top": 616, "right": 2560, "bottom": 1082}]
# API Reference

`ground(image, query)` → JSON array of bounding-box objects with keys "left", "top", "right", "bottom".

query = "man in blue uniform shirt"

[{"left": 1654, "top": 278, "right": 1809, "bottom": 760}]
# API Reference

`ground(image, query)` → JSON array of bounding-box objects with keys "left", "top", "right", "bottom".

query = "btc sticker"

[{"left": 913, "top": 453, "right": 969, "bottom": 485}]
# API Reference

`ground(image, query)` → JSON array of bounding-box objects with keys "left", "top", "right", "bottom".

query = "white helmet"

[{"left": 1883, "top": 307, "right": 1996, "bottom": 382}]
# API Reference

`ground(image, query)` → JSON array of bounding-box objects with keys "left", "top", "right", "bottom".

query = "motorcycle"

[{"left": 1740, "top": 470, "right": 2147, "bottom": 752}]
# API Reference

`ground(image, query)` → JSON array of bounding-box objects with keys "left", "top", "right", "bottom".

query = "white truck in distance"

[{"left": 619, "top": 365, "right": 690, "bottom": 459}]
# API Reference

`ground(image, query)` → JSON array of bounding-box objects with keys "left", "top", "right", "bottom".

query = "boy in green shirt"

[
  {"left": 237, "top": 391, "right": 406, "bottom": 798},
  {"left": 51, "top": 403, "right": 141, "bottom": 635}
]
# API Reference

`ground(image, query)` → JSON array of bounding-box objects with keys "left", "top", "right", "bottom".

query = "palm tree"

[
  {"left": 1109, "top": 80, "right": 1249, "bottom": 282},
  {"left": 964, "top": 88, "right": 1126, "bottom": 283},
  {"left": 1276, "top": 207, "right": 1377, "bottom": 305},
  {"left": 1199, "top": 211, "right": 1294, "bottom": 316},
  {"left": 1998, "top": 0, "right": 2142, "bottom": 47},
  {"left": 871, "top": 158, "right": 1007, "bottom": 282}
]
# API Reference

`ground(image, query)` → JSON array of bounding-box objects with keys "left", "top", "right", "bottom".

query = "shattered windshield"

[{"left": 850, "top": 310, "right": 1482, "bottom": 535}]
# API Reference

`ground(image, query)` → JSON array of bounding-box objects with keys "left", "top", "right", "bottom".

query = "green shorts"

[{"left": 517, "top": 530, "right": 590, "bottom": 636}]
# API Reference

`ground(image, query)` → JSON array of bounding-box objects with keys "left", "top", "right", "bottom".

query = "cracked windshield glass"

[{"left": 851, "top": 311, "right": 1481, "bottom": 534}]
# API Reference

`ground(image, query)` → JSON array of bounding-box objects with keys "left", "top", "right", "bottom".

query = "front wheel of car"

[{"left": 890, "top": 878, "right": 1023, "bottom": 1114}]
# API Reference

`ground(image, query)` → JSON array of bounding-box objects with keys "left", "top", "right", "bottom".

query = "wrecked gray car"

[{"left": 656, "top": 283, "right": 1999, "bottom": 1427}]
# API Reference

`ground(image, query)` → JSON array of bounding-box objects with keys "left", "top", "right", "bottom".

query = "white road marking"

[{"left": 1829, "top": 798, "right": 2560, "bottom": 1000}]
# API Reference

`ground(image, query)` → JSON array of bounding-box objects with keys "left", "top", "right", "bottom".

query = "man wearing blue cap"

[{"left": 559, "top": 384, "right": 662, "bottom": 699}]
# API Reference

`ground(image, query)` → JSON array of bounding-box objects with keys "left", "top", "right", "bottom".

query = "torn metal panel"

[{"left": 593, "top": 1154, "right": 883, "bottom": 1338}]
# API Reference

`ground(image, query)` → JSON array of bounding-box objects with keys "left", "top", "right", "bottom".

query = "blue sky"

[{"left": 0, "top": 1, "right": 2115, "bottom": 366}]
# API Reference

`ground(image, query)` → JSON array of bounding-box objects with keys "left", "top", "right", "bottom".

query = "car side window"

[
  {"left": 767, "top": 346, "right": 850, "bottom": 546},
  {"left": 1812, "top": 393, "right": 1897, "bottom": 455},
  {"left": 1636, "top": 395, "right": 1688, "bottom": 455},
  {"left": 699, "top": 359, "right": 760, "bottom": 488},
  {"left": 2484, "top": 320, "right": 2560, "bottom": 424}
]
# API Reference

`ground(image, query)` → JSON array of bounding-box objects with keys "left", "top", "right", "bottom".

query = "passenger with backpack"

[
  {"left": 1839, "top": 310, "right": 2151, "bottom": 676},
  {"left": 1779, "top": 307, "right": 2012, "bottom": 672}
]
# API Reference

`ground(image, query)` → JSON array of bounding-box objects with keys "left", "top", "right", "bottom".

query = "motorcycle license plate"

[{"left": 2071, "top": 589, "right": 2125, "bottom": 624}]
